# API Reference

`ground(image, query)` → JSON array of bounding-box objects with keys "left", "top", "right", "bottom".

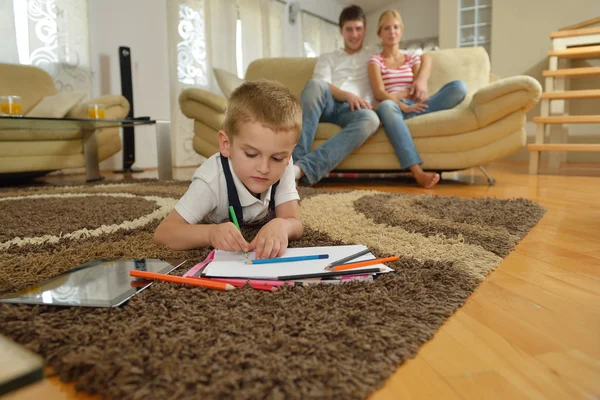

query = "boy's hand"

[
  {"left": 209, "top": 222, "right": 249, "bottom": 252},
  {"left": 248, "top": 218, "right": 290, "bottom": 259}
]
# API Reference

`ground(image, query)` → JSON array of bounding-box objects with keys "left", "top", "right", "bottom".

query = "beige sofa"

[
  {"left": 0, "top": 63, "right": 129, "bottom": 178},
  {"left": 180, "top": 47, "right": 541, "bottom": 178}
]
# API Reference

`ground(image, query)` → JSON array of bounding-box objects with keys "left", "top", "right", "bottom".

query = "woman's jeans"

[{"left": 375, "top": 80, "right": 467, "bottom": 169}]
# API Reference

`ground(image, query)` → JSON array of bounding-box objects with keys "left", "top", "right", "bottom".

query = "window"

[{"left": 458, "top": 0, "right": 491, "bottom": 57}]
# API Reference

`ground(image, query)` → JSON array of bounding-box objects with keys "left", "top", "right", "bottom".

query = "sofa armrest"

[
  {"left": 179, "top": 88, "right": 227, "bottom": 132},
  {"left": 470, "top": 76, "right": 542, "bottom": 128},
  {"left": 66, "top": 95, "right": 130, "bottom": 120}
]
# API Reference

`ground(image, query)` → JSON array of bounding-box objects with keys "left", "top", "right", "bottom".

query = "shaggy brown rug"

[{"left": 0, "top": 180, "right": 545, "bottom": 399}]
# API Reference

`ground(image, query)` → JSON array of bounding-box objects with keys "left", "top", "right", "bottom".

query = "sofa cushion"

[
  {"left": 213, "top": 68, "right": 244, "bottom": 98},
  {"left": 26, "top": 91, "right": 87, "bottom": 118},
  {"left": 0, "top": 63, "right": 57, "bottom": 114}
]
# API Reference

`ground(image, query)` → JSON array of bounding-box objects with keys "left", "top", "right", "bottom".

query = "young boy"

[{"left": 154, "top": 79, "right": 304, "bottom": 259}]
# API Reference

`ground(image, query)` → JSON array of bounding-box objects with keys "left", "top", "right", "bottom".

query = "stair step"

[
  {"left": 543, "top": 66, "right": 600, "bottom": 78},
  {"left": 550, "top": 27, "right": 600, "bottom": 39},
  {"left": 547, "top": 45, "right": 600, "bottom": 59},
  {"left": 534, "top": 115, "right": 600, "bottom": 124},
  {"left": 541, "top": 89, "right": 600, "bottom": 100},
  {"left": 528, "top": 144, "right": 600, "bottom": 152}
]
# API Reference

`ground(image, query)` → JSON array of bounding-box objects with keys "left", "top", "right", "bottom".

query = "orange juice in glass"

[
  {"left": 88, "top": 104, "right": 105, "bottom": 119},
  {"left": 0, "top": 96, "right": 23, "bottom": 116}
]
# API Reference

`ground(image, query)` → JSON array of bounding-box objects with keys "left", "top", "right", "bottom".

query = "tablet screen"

[{"left": 0, "top": 259, "right": 183, "bottom": 308}]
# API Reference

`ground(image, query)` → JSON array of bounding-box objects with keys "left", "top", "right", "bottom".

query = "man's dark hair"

[{"left": 339, "top": 5, "right": 366, "bottom": 29}]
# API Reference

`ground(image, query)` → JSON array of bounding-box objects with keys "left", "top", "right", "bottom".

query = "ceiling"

[{"left": 335, "top": 0, "right": 395, "bottom": 14}]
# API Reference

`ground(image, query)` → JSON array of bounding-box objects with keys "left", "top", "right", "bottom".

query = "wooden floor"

[{"left": 5, "top": 162, "right": 600, "bottom": 400}]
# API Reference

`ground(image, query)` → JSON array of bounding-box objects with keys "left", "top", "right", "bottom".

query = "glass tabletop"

[{"left": 0, "top": 116, "right": 156, "bottom": 131}]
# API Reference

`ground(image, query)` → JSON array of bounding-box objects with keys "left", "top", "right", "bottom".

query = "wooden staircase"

[{"left": 529, "top": 17, "right": 600, "bottom": 174}]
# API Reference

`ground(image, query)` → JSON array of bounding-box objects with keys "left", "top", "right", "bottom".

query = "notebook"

[{"left": 201, "top": 245, "right": 393, "bottom": 280}]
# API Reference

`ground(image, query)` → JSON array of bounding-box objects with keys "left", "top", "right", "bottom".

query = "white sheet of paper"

[{"left": 202, "top": 245, "right": 393, "bottom": 279}]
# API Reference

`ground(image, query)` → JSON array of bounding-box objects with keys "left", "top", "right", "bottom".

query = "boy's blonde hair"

[
  {"left": 377, "top": 10, "right": 404, "bottom": 35},
  {"left": 223, "top": 79, "right": 302, "bottom": 141}
]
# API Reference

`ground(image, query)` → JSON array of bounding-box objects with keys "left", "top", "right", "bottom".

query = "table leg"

[
  {"left": 81, "top": 128, "right": 103, "bottom": 182},
  {"left": 155, "top": 120, "right": 173, "bottom": 180}
]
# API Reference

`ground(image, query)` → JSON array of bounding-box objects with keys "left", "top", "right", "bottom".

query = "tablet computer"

[{"left": 0, "top": 259, "right": 184, "bottom": 308}]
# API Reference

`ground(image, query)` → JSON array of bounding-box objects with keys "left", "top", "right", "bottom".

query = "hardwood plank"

[
  {"left": 536, "top": 350, "right": 600, "bottom": 397},
  {"left": 528, "top": 144, "right": 600, "bottom": 152},
  {"left": 370, "top": 356, "right": 463, "bottom": 400},
  {"left": 551, "top": 26, "right": 600, "bottom": 38},
  {"left": 417, "top": 330, "right": 491, "bottom": 378},
  {"left": 543, "top": 66, "right": 600, "bottom": 78},
  {"left": 443, "top": 313, "right": 583, "bottom": 400},
  {"left": 541, "top": 89, "right": 600, "bottom": 99},
  {"left": 547, "top": 45, "right": 600, "bottom": 59},
  {"left": 547, "top": 253, "right": 600, "bottom": 281},
  {"left": 487, "top": 274, "right": 600, "bottom": 331},
  {"left": 501, "top": 253, "right": 600, "bottom": 310},
  {"left": 533, "top": 115, "right": 600, "bottom": 124},
  {"left": 469, "top": 281, "right": 600, "bottom": 359},
  {"left": 447, "top": 372, "right": 530, "bottom": 400}
]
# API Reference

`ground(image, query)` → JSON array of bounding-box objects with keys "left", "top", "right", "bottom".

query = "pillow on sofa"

[
  {"left": 214, "top": 68, "right": 244, "bottom": 98},
  {"left": 26, "top": 91, "right": 87, "bottom": 118}
]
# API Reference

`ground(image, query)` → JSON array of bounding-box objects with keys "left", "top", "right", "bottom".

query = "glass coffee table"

[{"left": 0, "top": 116, "right": 173, "bottom": 182}]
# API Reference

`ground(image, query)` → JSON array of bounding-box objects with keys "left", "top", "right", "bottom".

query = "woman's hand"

[
  {"left": 410, "top": 77, "right": 429, "bottom": 102},
  {"left": 400, "top": 102, "right": 428, "bottom": 114}
]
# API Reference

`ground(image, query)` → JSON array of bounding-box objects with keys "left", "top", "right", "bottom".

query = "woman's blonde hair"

[{"left": 377, "top": 10, "right": 404, "bottom": 35}]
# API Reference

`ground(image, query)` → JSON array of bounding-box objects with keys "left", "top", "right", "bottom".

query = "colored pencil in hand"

[
  {"left": 130, "top": 270, "right": 235, "bottom": 291},
  {"left": 324, "top": 248, "right": 371, "bottom": 269},
  {"left": 229, "top": 205, "right": 247, "bottom": 259},
  {"left": 246, "top": 254, "right": 329, "bottom": 265},
  {"left": 326, "top": 256, "right": 399, "bottom": 271}
]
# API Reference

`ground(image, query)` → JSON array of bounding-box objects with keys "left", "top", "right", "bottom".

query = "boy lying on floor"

[{"left": 154, "top": 80, "right": 304, "bottom": 259}]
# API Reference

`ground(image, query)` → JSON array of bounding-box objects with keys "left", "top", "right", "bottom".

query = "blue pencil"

[{"left": 245, "top": 254, "right": 329, "bottom": 265}]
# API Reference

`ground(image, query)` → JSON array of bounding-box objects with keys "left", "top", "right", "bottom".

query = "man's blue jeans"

[
  {"left": 375, "top": 80, "right": 467, "bottom": 169},
  {"left": 293, "top": 79, "right": 379, "bottom": 185}
]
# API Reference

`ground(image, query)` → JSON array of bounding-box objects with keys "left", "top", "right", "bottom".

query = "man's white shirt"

[{"left": 312, "top": 46, "right": 377, "bottom": 105}]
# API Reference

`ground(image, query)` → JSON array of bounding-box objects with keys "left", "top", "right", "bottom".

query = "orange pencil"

[
  {"left": 327, "top": 256, "right": 399, "bottom": 271},
  {"left": 130, "top": 270, "right": 235, "bottom": 291}
]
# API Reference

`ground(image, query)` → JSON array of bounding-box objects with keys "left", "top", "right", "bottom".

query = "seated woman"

[{"left": 368, "top": 10, "right": 467, "bottom": 189}]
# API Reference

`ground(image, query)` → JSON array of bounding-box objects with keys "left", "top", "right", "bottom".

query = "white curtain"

[
  {"left": 167, "top": 0, "right": 238, "bottom": 167},
  {"left": 238, "top": 0, "right": 264, "bottom": 75},
  {"left": 261, "top": 0, "right": 285, "bottom": 58},
  {"left": 0, "top": 0, "right": 91, "bottom": 96},
  {"left": 301, "top": 11, "right": 341, "bottom": 58}
]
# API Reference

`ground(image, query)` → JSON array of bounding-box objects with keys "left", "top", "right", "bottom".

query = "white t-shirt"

[
  {"left": 312, "top": 46, "right": 377, "bottom": 105},
  {"left": 175, "top": 153, "right": 300, "bottom": 225}
]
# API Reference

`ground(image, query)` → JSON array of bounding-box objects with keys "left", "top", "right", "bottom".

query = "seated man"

[{"left": 292, "top": 5, "right": 379, "bottom": 186}]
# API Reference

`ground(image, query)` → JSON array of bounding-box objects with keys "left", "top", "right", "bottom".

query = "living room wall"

[
  {"left": 365, "top": 0, "right": 439, "bottom": 47},
  {"left": 440, "top": 0, "right": 600, "bottom": 163}
]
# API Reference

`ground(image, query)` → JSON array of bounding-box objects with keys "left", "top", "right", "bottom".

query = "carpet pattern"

[{"left": 0, "top": 181, "right": 546, "bottom": 399}]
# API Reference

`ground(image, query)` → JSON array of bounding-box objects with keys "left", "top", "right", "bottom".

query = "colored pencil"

[
  {"left": 277, "top": 267, "right": 385, "bottom": 281},
  {"left": 249, "top": 282, "right": 279, "bottom": 292},
  {"left": 129, "top": 270, "right": 235, "bottom": 291},
  {"left": 324, "top": 248, "right": 371, "bottom": 269},
  {"left": 229, "top": 205, "right": 247, "bottom": 259},
  {"left": 327, "top": 256, "right": 399, "bottom": 271},
  {"left": 246, "top": 254, "right": 329, "bottom": 265}
]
